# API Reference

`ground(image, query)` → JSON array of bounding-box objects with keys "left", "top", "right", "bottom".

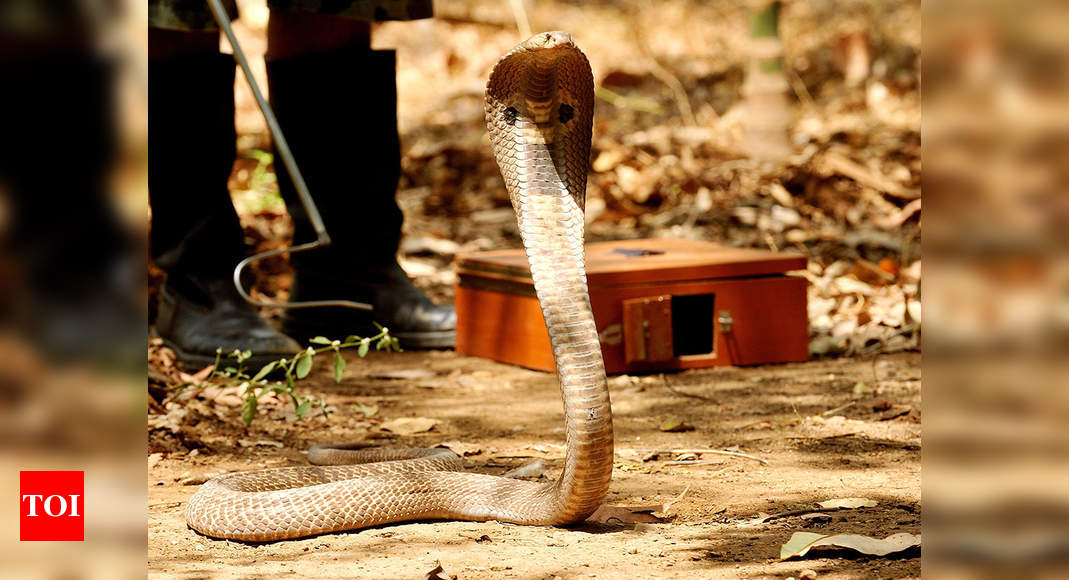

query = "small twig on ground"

[
  {"left": 643, "top": 448, "right": 769, "bottom": 465},
  {"left": 740, "top": 400, "right": 856, "bottom": 429},
  {"left": 661, "top": 375, "right": 717, "bottom": 402},
  {"left": 665, "top": 459, "right": 726, "bottom": 466},
  {"left": 148, "top": 396, "right": 167, "bottom": 414},
  {"left": 502, "top": 459, "right": 547, "bottom": 479},
  {"left": 784, "top": 65, "right": 814, "bottom": 108},
  {"left": 818, "top": 151, "right": 921, "bottom": 200},
  {"left": 786, "top": 432, "right": 862, "bottom": 441},
  {"left": 764, "top": 231, "right": 780, "bottom": 252},
  {"left": 662, "top": 484, "right": 691, "bottom": 515},
  {"left": 754, "top": 505, "right": 851, "bottom": 524},
  {"left": 820, "top": 401, "right": 856, "bottom": 417},
  {"left": 870, "top": 351, "right": 883, "bottom": 385}
]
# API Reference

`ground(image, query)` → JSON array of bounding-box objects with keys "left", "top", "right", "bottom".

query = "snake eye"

[
  {"left": 558, "top": 103, "right": 574, "bottom": 124},
  {"left": 503, "top": 107, "right": 519, "bottom": 126}
]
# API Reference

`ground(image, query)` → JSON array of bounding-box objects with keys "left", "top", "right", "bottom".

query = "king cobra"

[{"left": 185, "top": 32, "right": 612, "bottom": 541}]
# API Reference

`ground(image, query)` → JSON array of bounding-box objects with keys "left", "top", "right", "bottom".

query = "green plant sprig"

[{"left": 210, "top": 325, "right": 401, "bottom": 426}]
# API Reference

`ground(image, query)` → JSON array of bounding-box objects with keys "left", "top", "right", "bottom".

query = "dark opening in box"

[{"left": 672, "top": 293, "right": 716, "bottom": 357}]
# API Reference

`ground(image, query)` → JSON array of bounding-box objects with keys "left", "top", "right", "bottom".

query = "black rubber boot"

[
  {"left": 149, "top": 52, "right": 300, "bottom": 367},
  {"left": 267, "top": 49, "right": 456, "bottom": 348}
]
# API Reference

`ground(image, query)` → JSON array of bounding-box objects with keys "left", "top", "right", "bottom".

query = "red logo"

[{"left": 20, "top": 471, "right": 84, "bottom": 541}]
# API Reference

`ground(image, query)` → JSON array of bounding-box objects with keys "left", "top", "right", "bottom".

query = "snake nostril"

[
  {"left": 504, "top": 106, "right": 519, "bottom": 126},
  {"left": 558, "top": 103, "right": 574, "bottom": 124}
]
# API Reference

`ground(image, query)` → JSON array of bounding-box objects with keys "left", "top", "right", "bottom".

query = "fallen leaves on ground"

[
  {"left": 659, "top": 417, "right": 695, "bottom": 432},
  {"left": 352, "top": 403, "right": 379, "bottom": 418},
  {"left": 422, "top": 562, "right": 453, "bottom": 580},
  {"left": 817, "top": 498, "right": 878, "bottom": 510},
  {"left": 586, "top": 504, "right": 669, "bottom": 525},
  {"left": 780, "top": 531, "right": 921, "bottom": 559},
  {"left": 436, "top": 441, "right": 482, "bottom": 456},
  {"left": 379, "top": 417, "right": 440, "bottom": 435}
]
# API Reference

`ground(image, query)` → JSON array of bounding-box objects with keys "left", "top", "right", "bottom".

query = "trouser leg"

[{"left": 266, "top": 10, "right": 455, "bottom": 347}]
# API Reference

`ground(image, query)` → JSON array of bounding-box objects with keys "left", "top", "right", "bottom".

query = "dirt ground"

[{"left": 148, "top": 349, "right": 919, "bottom": 579}]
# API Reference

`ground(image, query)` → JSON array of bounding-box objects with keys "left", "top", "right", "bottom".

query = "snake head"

[
  {"left": 519, "top": 31, "right": 576, "bottom": 51},
  {"left": 485, "top": 31, "right": 594, "bottom": 206}
]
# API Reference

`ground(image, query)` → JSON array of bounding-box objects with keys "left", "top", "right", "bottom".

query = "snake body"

[{"left": 185, "top": 32, "right": 611, "bottom": 541}]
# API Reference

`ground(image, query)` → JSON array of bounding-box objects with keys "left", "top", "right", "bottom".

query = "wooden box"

[{"left": 455, "top": 239, "right": 808, "bottom": 374}]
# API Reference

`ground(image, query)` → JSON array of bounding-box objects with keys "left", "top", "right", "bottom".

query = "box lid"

[{"left": 456, "top": 238, "right": 806, "bottom": 286}]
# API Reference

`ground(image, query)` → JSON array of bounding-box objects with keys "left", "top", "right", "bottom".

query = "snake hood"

[{"left": 485, "top": 31, "right": 594, "bottom": 212}]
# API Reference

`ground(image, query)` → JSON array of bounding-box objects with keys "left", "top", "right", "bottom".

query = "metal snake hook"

[{"left": 207, "top": 0, "right": 372, "bottom": 312}]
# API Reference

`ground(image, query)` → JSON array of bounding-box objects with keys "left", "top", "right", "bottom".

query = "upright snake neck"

[{"left": 486, "top": 31, "right": 611, "bottom": 522}]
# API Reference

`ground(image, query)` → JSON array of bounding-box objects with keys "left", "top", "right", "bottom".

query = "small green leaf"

[
  {"left": 391, "top": 337, "right": 401, "bottom": 351},
  {"left": 659, "top": 417, "right": 694, "bottom": 432},
  {"left": 242, "top": 396, "right": 258, "bottom": 426},
  {"left": 296, "top": 348, "right": 314, "bottom": 378},
  {"left": 358, "top": 341, "right": 370, "bottom": 358},
  {"left": 252, "top": 361, "right": 277, "bottom": 382},
  {"left": 295, "top": 399, "right": 311, "bottom": 417},
  {"left": 345, "top": 335, "right": 362, "bottom": 344},
  {"left": 310, "top": 336, "right": 332, "bottom": 345},
  {"left": 333, "top": 353, "right": 346, "bottom": 383}
]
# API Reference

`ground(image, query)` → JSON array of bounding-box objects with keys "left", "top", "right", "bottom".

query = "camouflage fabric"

[
  {"left": 149, "top": 0, "right": 239, "bottom": 32},
  {"left": 149, "top": 0, "right": 432, "bottom": 31},
  {"left": 0, "top": 0, "right": 119, "bottom": 36}
]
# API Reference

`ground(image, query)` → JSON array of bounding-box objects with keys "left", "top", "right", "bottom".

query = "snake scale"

[{"left": 185, "top": 32, "right": 612, "bottom": 541}]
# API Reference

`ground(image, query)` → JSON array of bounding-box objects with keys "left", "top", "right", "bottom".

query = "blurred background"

[
  {"left": 0, "top": 0, "right": 1066, "bottom": 577},
  {"left": 924, "top": 0, "right": 1069, "bottom": 576},
  {"left": 0, "top": 0, "right": 148, "bottom": 578}
]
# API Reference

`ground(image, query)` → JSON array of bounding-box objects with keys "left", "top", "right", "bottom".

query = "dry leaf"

[
  {"left": 352, "top": 403, "right": 379, "bottom": 418},
  {"left": 238, "top": 439, "right": 284, "bottom": 448},
  {"left": 592, "top": 149, "right": 628, "bottom": 172},
  {"left": 422, "top": 562, "right": 451, "bottom": 580},
  {"left": 380, "top": 417, "right": 439, "bottom": 435},
  {"left": 659, "top": 418, "right": 694, "bottom": 432},
  {"left": 502, "top": 459, "right": 547, "bottom": 479},
  {"left": 437, "top": 441, "right": 482, "bottom": 456},
  {"left": 147, "top": 406, "right": 187, "bottom": 433},
  {"left": 586, "top": 504, "right": 668, "bottom": 525},
  {"left": 178, "top": 364, "right": 215, "bottom": 385},
  {"left": 780, "top": 531, "right": 921, "bottom": 559},
  {"left": 818, "top": 498, "right": 877, "bottom": 509}
]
